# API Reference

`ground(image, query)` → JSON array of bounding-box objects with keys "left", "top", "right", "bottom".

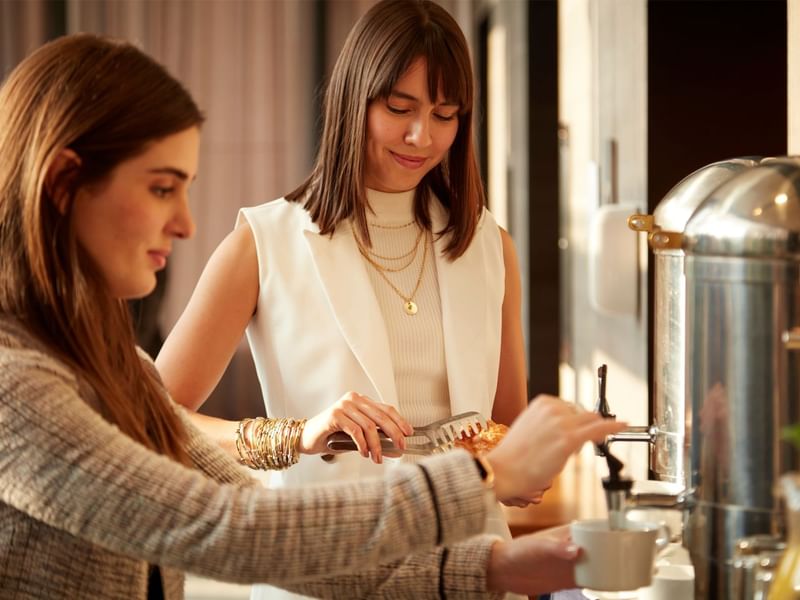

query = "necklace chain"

[
  {"left": 354, "top": 227, "right": 429, "bottom": 315},
  {"left": 367, "top": 220, "right": 415, "bottom": 230},
  {"left": 355, "top": 240, "right": 420, "bottom": 273},
  {"left": 353, "top": 226, "right": 423, "bottom": 272}
]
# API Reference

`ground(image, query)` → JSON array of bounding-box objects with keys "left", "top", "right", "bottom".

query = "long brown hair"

[
  {"left": 0, "top": 34, "right": 204, "bottom": 463},
  {"left": 287, "top": 0, "right": 484, "bottom": 259}
]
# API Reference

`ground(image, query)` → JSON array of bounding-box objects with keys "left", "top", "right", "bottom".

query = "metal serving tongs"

[{"left": 326, "top": 411, "right": 487, "bottom": 456}]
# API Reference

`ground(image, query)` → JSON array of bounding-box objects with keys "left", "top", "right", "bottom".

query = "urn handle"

[{"left": 782, "top": 328, "right": 800, "bottom": 350}]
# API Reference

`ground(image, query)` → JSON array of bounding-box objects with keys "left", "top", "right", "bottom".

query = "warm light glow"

[
  {"left": 775, "top": 193, "right": 789, "bottom": 205},
  {"left": 753, "top": 207, "right": 763, "bottom": 216},
  {"left": 488, "top": 24, "right": 508, "bottom": 229}
]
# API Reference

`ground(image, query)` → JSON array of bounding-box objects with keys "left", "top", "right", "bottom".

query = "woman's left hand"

[{"left": 486, "top": 525, "right": 579, "bottom": 595}]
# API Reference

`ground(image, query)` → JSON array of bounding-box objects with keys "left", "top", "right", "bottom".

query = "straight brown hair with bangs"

[
  {"left": 0, "top": 34, "right": 204, "bottom": 464},
  {"left": 286, "top": 0, "right": 484, "bottom": 259}
]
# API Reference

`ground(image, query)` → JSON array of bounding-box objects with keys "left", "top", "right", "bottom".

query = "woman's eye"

[
  {"left": 387, "top": 105, "right": 410, "bottom": 115},
  {"left": 434, "top": 112, "right": 457, "bottom": 122},
  {"left": 151, "top": 186, "right": 174, "bottom": 198}
]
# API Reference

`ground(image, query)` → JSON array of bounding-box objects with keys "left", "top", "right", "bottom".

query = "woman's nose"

[
  {"left": 169, "top": 197, "right": 196, "bottom": 240},
  {"left": 404, "top": 116, "right": 432, "bottom": 148}
]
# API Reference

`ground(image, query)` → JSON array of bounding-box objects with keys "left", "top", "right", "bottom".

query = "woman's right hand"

[
  {"left": 299, "top": 392, "right": 414, "bottom": 464},
  {"left": 486, "top": 395, "right": 627, "bottom": 502},
  {"left": 500, "top": 482, "right": 551, "bottom": 508}
]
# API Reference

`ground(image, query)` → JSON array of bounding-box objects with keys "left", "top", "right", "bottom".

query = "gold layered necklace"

[
  {"left": 358, "top": 222, "right": 424, "bottom": 272},
  {"left": 353, "top": 221, "right": 429, "bottom": 316}
]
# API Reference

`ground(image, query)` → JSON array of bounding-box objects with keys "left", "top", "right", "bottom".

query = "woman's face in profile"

[
  {"left": 71, "top": 126, "right": 200, "bottom": 299},
  {"left": 364, "top": 57, "right": 459, "bottom": 193}
]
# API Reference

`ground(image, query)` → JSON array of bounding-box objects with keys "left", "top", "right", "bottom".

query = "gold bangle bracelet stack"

[{"left": 235, "top": 417, "right": 307, "bottom": 470}]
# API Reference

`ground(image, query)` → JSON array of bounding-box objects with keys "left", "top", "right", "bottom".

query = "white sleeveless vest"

[
  {"left": 239, "top": 197, "right": 508, "bottom": 599},
  {"left": 239, "top": 197, "right": 504, "bottom": 485}
]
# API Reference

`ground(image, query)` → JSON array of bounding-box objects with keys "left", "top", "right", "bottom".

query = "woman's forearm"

[
  {"left": 282, "top": 536, "right": 502, "bottom": 600},
  {"left": 187, "top": 410, "right": 240, "bottom": 458}
]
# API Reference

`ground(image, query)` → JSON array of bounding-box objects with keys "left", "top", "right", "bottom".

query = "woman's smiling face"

[
  {"left": 71, "top": 126, "right": 200, "bottom": 299},
  {"left": 364, "top": 57, "right": 460, "bottom": 193}
]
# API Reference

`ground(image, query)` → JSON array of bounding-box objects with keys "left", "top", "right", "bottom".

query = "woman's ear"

[{"left": 45, "top": 149, "right": 81, "bottom": 215}]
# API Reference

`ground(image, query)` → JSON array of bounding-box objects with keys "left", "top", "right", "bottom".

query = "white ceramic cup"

[{"left": 570, "top": 519, "right": 668, "bottom": 592}]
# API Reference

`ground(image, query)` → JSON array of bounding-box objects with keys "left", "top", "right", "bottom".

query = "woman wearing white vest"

[{"left": 158, "top": 1, "right": 538, "bottom": 598}]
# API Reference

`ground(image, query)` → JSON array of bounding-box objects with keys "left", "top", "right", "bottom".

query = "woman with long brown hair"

[
  {"left": 0, "top": 32, "right": 623, "bottom": 599},
  {"left": 157, "top": 2, "right": 540, "bottom": 598}
]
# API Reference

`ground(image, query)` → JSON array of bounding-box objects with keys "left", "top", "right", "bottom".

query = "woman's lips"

[
  {"left": 390, "top": 151, "right": 427, "bottom": 169},
  {"left": 148, "top": 250, "right": 169, "bottom": 269}
]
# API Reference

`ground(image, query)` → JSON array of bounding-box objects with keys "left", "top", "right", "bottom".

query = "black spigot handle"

[
  {"left": 593, "top": 364, "right": 623, "bottom": 472},
  {"left": 602, "top": 474, "right": 633, "bottom": 492},
  {"left": 597, "top": 441, "right": 625, "bottom": 482},
  {"left": 594, "top": 364, "right": 615, "bottom": 419}
]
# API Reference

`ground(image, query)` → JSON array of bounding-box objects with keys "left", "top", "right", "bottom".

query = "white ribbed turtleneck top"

[{"left": 356, "top": 188, "right": 451, "bottom": 428}]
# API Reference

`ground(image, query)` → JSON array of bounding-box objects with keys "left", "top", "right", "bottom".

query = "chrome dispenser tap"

[
  {"left": 594, "top": 364, "right": 689, "bottom": 529},
  {"left": 602, "top": 474, "right": 633, "bottom": 530},
  {"left": 596, "top": 440, "right": 633, "bottom": 529},
  {"left": 602, "top": 472, "right": 691, "bottom": 533},
  {"left": 594, "top": 364, "right": 656, "bottom": 446},
  {"left": 598, "top": 440, "right": 691, "bottom": 531}
]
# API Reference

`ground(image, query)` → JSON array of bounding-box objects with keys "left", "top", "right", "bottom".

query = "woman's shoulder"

[
  {"left": 0, "top": 315, "right": 79, "bottom": 389},
  {"left": 460, "top": 206, "right": 501, "bottom": 247},
  {"left": 239, "top": 196, "right": 307, "bottom": 220},
  {"left": 0, "top": 314, "right": 54, "bottom": 358},
  {"left": 477, "top": 206, "right": 500, "bottom": 232},
  {"left": 238, "top": 196, "right": 314, "bottom": 232},
  {"left": 238, "top": 197, "right": 318, "bottom": 243}
]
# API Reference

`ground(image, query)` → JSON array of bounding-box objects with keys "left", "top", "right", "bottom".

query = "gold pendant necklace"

[{"left": 354, "top": 227, "right": 429, "bottom": 316}]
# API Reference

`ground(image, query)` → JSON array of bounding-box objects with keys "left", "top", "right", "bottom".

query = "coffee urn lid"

[
  {"left": 654, "top": 157, "right": 759, "bottom": 232},
  {"left": 683, "top": 157, "right": 800, "bottom": 259}
]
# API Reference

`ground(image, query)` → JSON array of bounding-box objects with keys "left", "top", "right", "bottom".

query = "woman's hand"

[
  {"left": 486, "top": 526, "right": 579, "bottom": 595},
  {"left": 486, "top": 395, "right": 626, "bottom": 502},
  {"left": 299, "top": 392, "right": 413, "bottom": 464},
  {"left": 500, "top": 481, "right": 552, "bottom": 508}
]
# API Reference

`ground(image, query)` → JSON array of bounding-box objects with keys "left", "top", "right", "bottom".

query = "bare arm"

[
  {"left": 156, "top": 223, "right": 259, "bottom": 412},
  {"left": 156, "top": 222, "right": 412, "bottom": 461},
  {"left": 491, "top": 228, "right": 528, "bottom": 426}
]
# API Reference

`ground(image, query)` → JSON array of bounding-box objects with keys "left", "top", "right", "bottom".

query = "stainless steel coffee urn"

[
  {"left": 628, "top": 158, "right": 758, "bottom": 486},
  {"left": 681, "top": 158, "right": 800, "bottom": 598}
]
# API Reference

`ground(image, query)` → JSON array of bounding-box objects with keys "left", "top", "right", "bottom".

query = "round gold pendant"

[{"left": 404, "top": 300, "right": 418, "bottom": 315}]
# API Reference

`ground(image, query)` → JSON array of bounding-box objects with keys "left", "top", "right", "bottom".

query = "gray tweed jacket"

[{"left": 0, "top": 316, "right": 502, "bottom": 599}]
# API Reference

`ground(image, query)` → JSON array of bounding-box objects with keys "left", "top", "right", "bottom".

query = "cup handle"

[{"left": 655, "top": 523, "right": 672, "bottom": 551}]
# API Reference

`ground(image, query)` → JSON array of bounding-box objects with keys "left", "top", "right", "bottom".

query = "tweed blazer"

[{"left": 0, "top": 315, "right": 502, "bottom": 599}]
